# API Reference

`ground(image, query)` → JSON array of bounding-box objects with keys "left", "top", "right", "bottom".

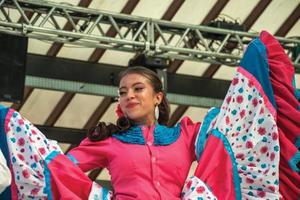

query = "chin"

[{"left": 125, "top": 113, "right": 142, "bottom": 121}]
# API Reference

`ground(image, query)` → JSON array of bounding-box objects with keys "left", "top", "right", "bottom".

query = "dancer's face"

[{"left": 118, "top": 73, "right": 162, "bottom": 126}]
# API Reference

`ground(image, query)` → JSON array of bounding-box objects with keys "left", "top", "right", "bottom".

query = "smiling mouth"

[{"left": 126, "top": 103, "right": 139, "bottom": 108}]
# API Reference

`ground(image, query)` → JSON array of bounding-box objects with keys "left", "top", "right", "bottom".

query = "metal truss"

[{"left": 0, "top": 0, "right": 299, "bottom": 68}]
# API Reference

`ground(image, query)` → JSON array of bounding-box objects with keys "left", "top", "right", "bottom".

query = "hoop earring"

[{"left": 155, "top": 105, "right": 159, "bottom": 121}]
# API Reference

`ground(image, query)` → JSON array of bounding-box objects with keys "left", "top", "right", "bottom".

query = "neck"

[{"left": 133, "top": 118, "right": 156, "bottom": 127}]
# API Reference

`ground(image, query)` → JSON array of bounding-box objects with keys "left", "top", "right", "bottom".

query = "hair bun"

[
  {"left": 88, "top": 122, "right": 110, "bottom": 141},
  {"left": 117, "top": 116, "right": 131, "bottom": 131}
]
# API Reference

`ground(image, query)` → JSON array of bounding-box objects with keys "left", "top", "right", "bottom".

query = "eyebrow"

[{"left": 119, "top": 82, "right": 144, "bottom": 90}]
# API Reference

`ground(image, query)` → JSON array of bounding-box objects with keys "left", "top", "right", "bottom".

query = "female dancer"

[{"left": 0, "top": 31, "right": 299, "bottom": 199}]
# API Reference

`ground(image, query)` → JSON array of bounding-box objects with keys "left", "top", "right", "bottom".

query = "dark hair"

[{"left": 88, "top": 66, "right": 170, "bottom": 141}]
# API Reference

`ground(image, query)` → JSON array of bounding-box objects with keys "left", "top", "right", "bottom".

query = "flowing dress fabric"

[
  {"left": 182, "top": 31, "right": 299, "bottom": 200},
  {"left": 0, "top": 106, "right": 112, "bottom": 200},
  {"left": 0, "top": 31, "right": 299, "bottom": 200},
  {"left": 260, "top": 32, "right": 300, "bottom": 199}
]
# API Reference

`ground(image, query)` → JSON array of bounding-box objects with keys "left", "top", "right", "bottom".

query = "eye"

[
  {"left": 134, "top": 87, "right": 144, "bottom": 92},
  {"left": 118, "top": 90, "right": 127, "bottom": 96}
]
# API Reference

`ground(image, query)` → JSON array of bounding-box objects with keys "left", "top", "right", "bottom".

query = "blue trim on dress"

[
  {"left": 154, "top": 123, "right": 181, "bottom": 146},
  {"left": 0, "top": 104, "right": 12, "bottom": 200},
  {"left": 44, "top": 150, "right": 61, "bottom": 200},
  {"left": 112, "top": 124, "right": 181, "bottom": 146},
  {"left": 211, "top": 129, "right": 242, "bottom": 200},
  {"left": 66, "top": 154, "right": 79, "bottom": 165},
  {"left": 289, "top": 151, "right": 300, "bottom": 173},
  {"left": 112, "top": 126, "right": 145, "bottom": 144},
  {"left": 295, "top": 136, "right": 300, "bottom": 149},
  {"left": 292, "top": 76, "right": 300, "bottom": 101},
  {"left": 195, "top": 108, "right": 220, "bottom": 161},
  {"left": 102, "top": 187, "right": 109, "bottom": 200},
  {"left": 240, "top": 38, "right": 277, "bottom": 109}
]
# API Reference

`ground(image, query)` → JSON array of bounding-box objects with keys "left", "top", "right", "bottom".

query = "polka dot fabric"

[
  {"left": 183, "top": 67, "right": 280, "bottom": 199},
  {"left": 5, "top": 109, "right": 61, "bottom": 199},
  {"left": 214, "top": 68, "right": 280, "bottom": 199},
  {"left": 4, "top": 109, "right": 114, "bottom": 199},
  {"left": 181, "top": 176, "right": 217, "bottom": 200}
]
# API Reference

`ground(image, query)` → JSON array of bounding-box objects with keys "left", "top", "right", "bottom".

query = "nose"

[{"left": 126, "top": 89, "right": 135, "bottom": 100}]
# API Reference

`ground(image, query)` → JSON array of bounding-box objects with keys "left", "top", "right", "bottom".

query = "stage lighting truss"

[{"left": 0, "top": 0, "right": 299, "bottom": 68}]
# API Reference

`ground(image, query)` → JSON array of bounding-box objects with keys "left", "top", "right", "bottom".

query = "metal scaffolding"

[{"left": 0, "top": 0, "right": 299, "bottom": 68}]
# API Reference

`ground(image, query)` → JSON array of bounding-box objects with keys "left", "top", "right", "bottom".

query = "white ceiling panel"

[
  {"left": 28, "top": 39, "right": 54, "bottom": 55},
  {"left": 0, "top": 8, "right": 21, "bottom": 21},
  {"left": 19, "top": 89, "right": 65, "bottom": 124},
  {"left": 169, "top": 104, "right": 178, "bottom": 116},
  {"left": 251, "top": 0, "right": 300, "bottom": 34},
  {"left": 99, "top": 102, "right": 118, "bottom": 124},
  {"left": 55, "top": 94, "right": 104, "bottom": 128},
  {"left": 131, "top": 0, "right": 172, "bottom": 18},
  {"left": 176, "top": 61, "right": 210, "bottom": 76},
  {"left": 181, "top": 106, "right": 209, "bottom": 123},
  {"left": 220, "top": 0, "right": 260, "bottom": 23},
  {"left": 99, "top": 50, "right": 134, "bottom": 66},
  {"left": 172, "top": 0, "right": 217, "bottom": 24},
  {"left": 295, "top": 74, "right": 300, "bottom": 88},
  {"left": 286, "top": 19, "right": 300, "bottom": 38},
  {"left": 88, "top": 0, "right": 128, "bottom": 12},
  {"left": 50, "top": 0, "right": 81, "bottom": 4},
  {"left": 213, "top": 65, "right": 236, "bottom": 80},
  {"left": 58, "top": 143, "right": 72, "bottom": 153},
  {"left": 97, "top": 168, "right": 111, "bottom": 181}
]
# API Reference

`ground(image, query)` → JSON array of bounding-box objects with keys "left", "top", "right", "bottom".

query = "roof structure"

[{"left": 1, "top": 0, "right": 300, "bottom": 184}]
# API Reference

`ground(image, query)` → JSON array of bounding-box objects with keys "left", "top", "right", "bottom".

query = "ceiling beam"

[
  {"left": 36, "top": 125, "right": 86, "bottom": 144},
  {"left": 26, "top": 54, "right": 230, "bottom": 105},
  {"left": 161, "top": 0, "right": 185, "bottom": 20},
  {"left": 10, "top": 87, "right": 33, "bottom": 111},
  {"left": 44, "top": 93, "right": 76, "bottom": 126},
  {"left": 168, "top": 105, "right": 189, "bottom": 127}
]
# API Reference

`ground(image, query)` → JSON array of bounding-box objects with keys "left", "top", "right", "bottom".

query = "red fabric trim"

[
  {"left": 260, "top": 31, "right": 300, "bottom": 199},
  {"left": 194, "top": 134, "right": 236, "bottom": 200}
]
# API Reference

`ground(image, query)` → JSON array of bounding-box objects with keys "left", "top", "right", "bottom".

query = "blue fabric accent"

[
  {"left": 112, "top": 124, "right": 181, "bottom": 146},
  {"left": 211, "top": 129, "right": 242, "bottom": 200},
  {"left": 240, "top": 38, "right": 277, "bottom": 109},
  {"left": 112, "top": 126, "right": 145, "bottom": 144},
  {"left": 153, "top": 123, "right": 180, "bottom": 146},
  {"left": 102, "top": 187, "right": 109, "bottom": 200},
  {"left": 44, "top": 151, "right": 61, "bottom": 200},
  {"left": 295, "top": 136, "right": 300, "bottom": 149},
  {"left": 0, "top": 104, "right": 12, "bottom": 200},
  {"left": 195, "top": 108, "right": 220, "bottom": 161},
  {"left": 66, "top": 154, "right": 79, "bottom": 165},
  {"left": 292, "top": 76, "right": 300, "bottom": 101},
  {"left": 289, "top": 151, "right": 300, "bottom": 173}
]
